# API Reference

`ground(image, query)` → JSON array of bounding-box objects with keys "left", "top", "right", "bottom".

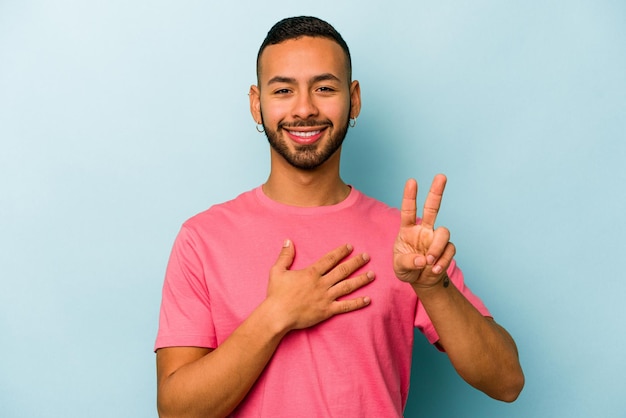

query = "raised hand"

[
  {"left": 393, "top": 175, "right": 456, "bottom": 287},
  {"left": 266, "top": 240, "right": 375, "bottom": 332}
]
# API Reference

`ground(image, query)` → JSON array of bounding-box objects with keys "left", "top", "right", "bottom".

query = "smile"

[
  {"left": 285, "top": 128, "right": 325, "bottom": 145},
  {"left": 287, "top": 130, "right": 322, "bottom": 138}
]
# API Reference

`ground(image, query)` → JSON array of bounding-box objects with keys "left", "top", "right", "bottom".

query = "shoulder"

[
  {"left": 344, "top": 188, "right": 402, "bottom": 239},
  {"left": 182, "top": 187, "right": 259, "bottom": 230},
  {"left": 351, "top": 188, "right": 400, "bottom": 219}
]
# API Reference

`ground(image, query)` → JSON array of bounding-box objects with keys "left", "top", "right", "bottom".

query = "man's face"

[{"left": 250, "top": 36, "right": 360, "bottom": 171}]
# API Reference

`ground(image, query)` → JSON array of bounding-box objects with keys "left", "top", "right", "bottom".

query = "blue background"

[{"left": 1, "top": 1, "right": 625, "bottom": 417}]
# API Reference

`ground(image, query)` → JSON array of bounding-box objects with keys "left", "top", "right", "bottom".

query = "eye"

[
  {"left": 317, "top": 86, "right": 335, "bottom": 93},
  {"left": 273, "top": 88, "right": 291, "bottom": 95}
]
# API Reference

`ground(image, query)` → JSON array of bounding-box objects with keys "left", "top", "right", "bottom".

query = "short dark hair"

[{"left": 256, "top": 16, "right": 352, "bottom": 82}]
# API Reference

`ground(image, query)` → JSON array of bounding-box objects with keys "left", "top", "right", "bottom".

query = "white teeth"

[{"left": 288, "top": 130, "right": 321, "bottom": 138}]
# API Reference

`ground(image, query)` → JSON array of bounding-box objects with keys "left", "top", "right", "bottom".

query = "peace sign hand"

[{"left": 393, "top": 175, "right": 456, "bottom": 287}]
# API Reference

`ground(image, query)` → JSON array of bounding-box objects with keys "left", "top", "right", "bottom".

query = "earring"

[
  {"left": 349, "top": 117, "right": 357, "bottom": 128},
  {"left": 256, "top": 122, "right": 264, "bottom": 133}
]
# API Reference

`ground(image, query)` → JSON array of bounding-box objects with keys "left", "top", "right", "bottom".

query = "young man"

[{"left": 155, "top": 16, "right": 524, "bottom": 418}]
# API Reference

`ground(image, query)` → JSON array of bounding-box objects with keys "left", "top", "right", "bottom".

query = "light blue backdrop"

[{"left": 1, "top": 1, "right": 625, "bottom": 417}]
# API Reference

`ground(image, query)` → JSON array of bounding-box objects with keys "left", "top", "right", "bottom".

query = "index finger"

[
  {"left": 400, "top": 178, "right": 418, "bottom": 228},
  {"left": 312, "top": 243, "right": 355, "bottom": 275},
  {"left": 421, "top": 174, "right": 447, "bottom": 230}
]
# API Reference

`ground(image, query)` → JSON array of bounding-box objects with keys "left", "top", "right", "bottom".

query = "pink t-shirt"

[{"left": 155, "top": 187, "right": 490, "bottom": 417}]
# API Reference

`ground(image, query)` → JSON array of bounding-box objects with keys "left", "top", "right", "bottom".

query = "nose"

[{"left": 292, "top": 91, "right": 318, "bottom": 120}]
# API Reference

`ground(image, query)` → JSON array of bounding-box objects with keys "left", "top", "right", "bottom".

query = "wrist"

[
  {"left": 411, "top": 273, "right": 450, "bottom": 291},
  {"left": 256, "top": 298, "right": 293, "bottom": 339}
]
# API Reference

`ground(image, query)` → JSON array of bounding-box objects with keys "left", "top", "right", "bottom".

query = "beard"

[{"left": 263, "top": 116, "right": 350, "bottom": 171}]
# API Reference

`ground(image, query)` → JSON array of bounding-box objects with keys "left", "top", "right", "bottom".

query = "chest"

[{"left": 200, "top": 220, "right": 417, "bottom": 344}]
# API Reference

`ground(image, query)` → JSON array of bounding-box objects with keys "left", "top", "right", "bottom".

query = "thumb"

[
  {"left": 274, "top": 238, "right": 295, "bottom": 270},
  {"left": 394, "top": 253, "right": 426, "bottom": 272},
  {"left": 394, "top": 253, "right": 426, "bottom": 282}
]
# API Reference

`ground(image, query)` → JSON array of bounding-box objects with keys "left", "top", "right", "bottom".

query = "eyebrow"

[{"left": 267, "top": 73, "right": 342, "bottom": 86}]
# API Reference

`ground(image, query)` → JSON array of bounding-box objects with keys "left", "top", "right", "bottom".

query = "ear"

[
  {"left": 249, "top": 85, "right": 262, "bottom": 123},
  {"left": 349, "top": 80, "right": 362, "bottom": 119}
]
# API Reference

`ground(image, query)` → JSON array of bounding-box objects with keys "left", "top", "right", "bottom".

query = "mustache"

[{"left": 278, "top": 120, "right": 333, "bottom": 129}]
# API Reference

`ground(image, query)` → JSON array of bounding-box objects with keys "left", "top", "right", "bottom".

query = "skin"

[
  {"left": 249, "top": 36, "right": 361, "bottom": 207},
  {"left": 156, "top": 35, "right": 524, "bottom": 418},
  {"left": 395, "top": 176, "right": 525, "bottom": 400}
]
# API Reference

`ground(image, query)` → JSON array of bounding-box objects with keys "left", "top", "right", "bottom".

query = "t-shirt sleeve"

[
  {"left": 414, "top": 259, "right": 491, "bottom": 345},
  {"left": 154, "top": 224, "right": 217, "bottom": 351}
]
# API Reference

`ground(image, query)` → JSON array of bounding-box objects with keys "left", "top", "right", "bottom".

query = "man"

[{"left": 155, "top": 16, "right": 524, "bottom": 418}]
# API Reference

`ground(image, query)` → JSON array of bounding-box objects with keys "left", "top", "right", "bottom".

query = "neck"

[{"left": 263, "top": 151, "right": 350, "bottom": 207}]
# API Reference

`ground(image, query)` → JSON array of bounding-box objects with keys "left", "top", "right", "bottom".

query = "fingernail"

[
  {"left": 414, "top": 257, "right": 425, "bottom": 268},
  {"left": 432, "top": 265, "right": 442, "bottom": 274},
  {"left": 346, "top": 243, "right": 353, "bottom": 251},
  {"left": 283, "top": 239, "right": 291, "bottom": 248},
  {"left": 426, "top": 255, "right": 435, "bottom": 265},
  {"left": 362, "top": 253, "right": 370, "bottom": 262},
  {"left": 366, "top": 271, "right": 375, "bottom": 280},
  {"left": 363, "top": 296, "right": 371, "bottom": 304}
]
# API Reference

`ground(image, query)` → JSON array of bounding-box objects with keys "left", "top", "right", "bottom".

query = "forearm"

[
  {"left": 157, "top": 241, "right": 373, "bottom": 417},
  {"left": 157, "top": 300, "right": 289, "bottom": 418},
  {"left": 413, "top": 281, "right": 524, "bottom": 402}
]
